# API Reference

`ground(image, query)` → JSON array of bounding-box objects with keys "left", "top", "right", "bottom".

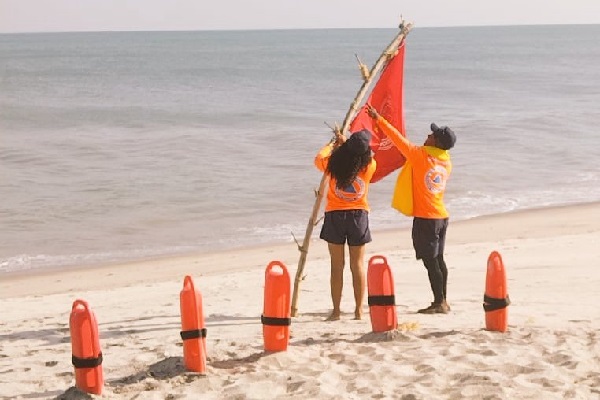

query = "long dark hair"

[{"left": 326, "top": 144, "right": 372, "bottom": 189}]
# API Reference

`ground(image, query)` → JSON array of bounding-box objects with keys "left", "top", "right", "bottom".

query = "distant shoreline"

[{"left": 2, "top": 200, "right": 598, "bottom": 299}]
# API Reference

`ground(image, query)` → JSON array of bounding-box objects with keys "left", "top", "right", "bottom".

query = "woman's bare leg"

[
  {"left": 349, "top": 245, "right": 366, "bottom": 320},
  {"left": 326, "top": 243, "right": 345, "bottom": 321}
]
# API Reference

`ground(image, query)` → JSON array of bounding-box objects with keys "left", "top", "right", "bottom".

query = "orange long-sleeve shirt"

[
  {"left": 314, "top": 144, "right": 377, "bottom": 212},
  {"left": 373, "top": 115, "right": 452, "bottom": 219}
]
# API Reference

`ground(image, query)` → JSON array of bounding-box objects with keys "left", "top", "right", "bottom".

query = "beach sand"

[{"left": 1, "top": 202, "right": 599, "bottom": 399}]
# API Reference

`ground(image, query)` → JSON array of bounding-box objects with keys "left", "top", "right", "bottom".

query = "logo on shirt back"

[
  {"left": 335, "top": 177, "right": 366, "bottom": 201},
  {"left": 425, "top": 165, "right": 448, "bottom": 194}
]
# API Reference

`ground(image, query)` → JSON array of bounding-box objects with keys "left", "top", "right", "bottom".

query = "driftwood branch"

[
  {"left": 290, "top": 20, "right": 413, "bottom": 318},
  {"left": 355, "top": 54, "right": 370, "bottom": 81},
  {"left": 324, "top": 121, "right": 341, "bottom": 136}
]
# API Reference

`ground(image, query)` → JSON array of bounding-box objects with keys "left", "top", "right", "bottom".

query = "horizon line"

[{"left": 1, "top": 22, "right": 599, "bottom": 35}]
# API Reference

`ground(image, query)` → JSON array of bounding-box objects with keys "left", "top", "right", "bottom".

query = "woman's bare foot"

[
  {"left": 354, "top": 308, "right": 363, "bottom": 320},
  {"left": 325, "top": 310, "right": 341, "bottom": 321}
]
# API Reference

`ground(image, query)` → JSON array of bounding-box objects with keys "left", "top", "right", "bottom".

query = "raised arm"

[{"left": 367, "top": 105, "right": 420, "bottom": 162}]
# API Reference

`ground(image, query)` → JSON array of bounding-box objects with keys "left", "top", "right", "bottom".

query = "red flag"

[{"left": 349, "top": 43, "right": 406, "bottom": 183}]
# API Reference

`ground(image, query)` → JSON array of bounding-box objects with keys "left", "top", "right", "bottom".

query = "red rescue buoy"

[
  {"left": 180, "top": 275, "right": 207, "bottom": 373},
  {"left": 367, "top": 255, "right": 397, "bottom": 332},
  {"left": 261, "top": 261, "right": 291, "bottom": 352},
  {"left": 69, "top": 299, "right": 103, "bottom": 395},
  {"left": 484, "top": 251, "right": 510, "bottom": 332}
]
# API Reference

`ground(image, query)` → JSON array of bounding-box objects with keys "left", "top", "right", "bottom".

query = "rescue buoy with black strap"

[
  {"left": 484, "top": 251, "right": 510, "bottom": 332},
  {"left": 179, "top": 275, "right": 207, "bottom": 373},
  {"left": 69, "top": 299, "right": 104, "bottom": 394},
  {"left": 262, "top": 261, "right": 291, "bottom": 351},
  {"left": 367, "top": 255, "right": 398, "bottom": 332}
]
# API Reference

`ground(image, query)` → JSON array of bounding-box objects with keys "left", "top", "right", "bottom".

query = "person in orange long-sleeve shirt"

[
  {"left": 315, "top": 129, "right": 377, "bottom": 321},
  {"left": 368, "top": 105, "right": 456, "bottom": 314}
]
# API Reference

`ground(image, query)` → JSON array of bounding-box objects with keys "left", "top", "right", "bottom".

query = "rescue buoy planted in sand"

[
  {"left": 484, "top": 251, "right": 510, "bottom": 332},
  {"left": 261, "top": 261, "right": 291, "bottom": 352},
  {"left": 69, "top": 299, "right": 103, "bottom": 395},
  {"left": 367, "top": 255, "right": 397, "bottom": 332},
  {"left": 180, "top": 275, "right": 207, "bottom": 373}
]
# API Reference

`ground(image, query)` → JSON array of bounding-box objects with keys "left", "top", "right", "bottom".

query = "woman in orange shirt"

[{"left": 315, "top": 130, "right": 377, "bottom": 321}]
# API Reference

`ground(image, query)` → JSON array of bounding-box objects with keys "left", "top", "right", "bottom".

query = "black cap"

[
  {"left": 431, "top": 123, "right": 456, "bottom": 150},
  {"left": 346, "top": 129, "right": 372, "bottom": 155}
]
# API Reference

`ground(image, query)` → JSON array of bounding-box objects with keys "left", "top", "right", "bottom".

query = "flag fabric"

[{"left": 349, "top": 42, "right": 406, "bottom": 183}]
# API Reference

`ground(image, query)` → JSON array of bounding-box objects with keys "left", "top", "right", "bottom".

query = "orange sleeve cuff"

[{"left": 314, "top": 144, "right": 332, "bottom": 172}]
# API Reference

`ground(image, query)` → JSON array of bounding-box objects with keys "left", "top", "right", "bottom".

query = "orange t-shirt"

[
  {"left": 374, "top": 116, "right": 452, "bottom": 219},
  {"left": 314, "top": 144, "right": 377, "bottom": 212}
]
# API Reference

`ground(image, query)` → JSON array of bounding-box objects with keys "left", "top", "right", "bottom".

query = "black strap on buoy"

[
  {"left": 368, "top": 295, "right": 396, "bottom": 306},
  {"left": 72, "top": 352, "right": 103, "bottom": 369},
  {"left": 483, "top": 294, "right": 511, "bottom": 312},
  {"left": 180, "top": 328, "right": 207, "bottom": 341},
  {"left": 261, "top": 314, "right": 291, "bottom": 326}
]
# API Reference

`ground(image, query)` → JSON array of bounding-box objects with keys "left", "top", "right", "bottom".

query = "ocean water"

[{"left": 1, "top": 25, "right": 599, "bottom": 274}]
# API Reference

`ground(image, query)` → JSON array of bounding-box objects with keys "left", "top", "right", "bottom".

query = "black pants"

[
  {"left": 422, "top": 254, "right": 448, "bottom": 304},
  {"left": 413, "top": 217, "right": 449, "bottom": 304}
]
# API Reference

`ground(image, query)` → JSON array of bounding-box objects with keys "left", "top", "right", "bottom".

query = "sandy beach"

[{"left": 1, "top": 202, "right": 600, "bottom": 399}]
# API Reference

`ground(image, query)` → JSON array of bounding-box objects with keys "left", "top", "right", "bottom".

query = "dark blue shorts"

[
  {"left": 412, "top": 217, "right": 449, "bottom": 260},
  {"left": 320, "top": 210, "right": 372, "bottom": 246}
]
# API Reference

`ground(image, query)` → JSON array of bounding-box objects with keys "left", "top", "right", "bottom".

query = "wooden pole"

[{"left": 290, "top": 21, "right": 413, "bottom": 317}]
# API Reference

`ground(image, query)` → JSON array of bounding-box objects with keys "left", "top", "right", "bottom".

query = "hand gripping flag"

[{"left": 349, "top": 43, "right": 406, "bottom": 183}]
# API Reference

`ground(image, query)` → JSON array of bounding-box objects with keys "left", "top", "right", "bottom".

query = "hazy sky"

[{"left": 1, "top": 0, "right": 599, "bottom": 33}]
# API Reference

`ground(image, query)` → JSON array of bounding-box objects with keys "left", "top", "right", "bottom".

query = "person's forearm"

[{"left": 373, "top": 115, "right": 412, "bottom": 156}]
